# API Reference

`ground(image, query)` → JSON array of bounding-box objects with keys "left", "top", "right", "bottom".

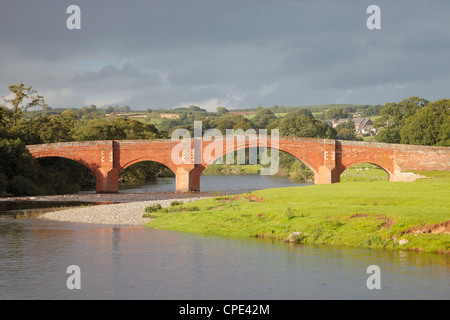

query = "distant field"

[{"left": 340, "top": 163, "right": 388, "bottom": 182}]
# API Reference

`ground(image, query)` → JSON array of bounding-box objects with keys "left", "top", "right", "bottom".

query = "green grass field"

[
  {"left": 144, "top": 171, "right": 450, "bottom": 253},
  {"left": 340, "top": 163, "right": 388, "bottom": 182},
  {"left": 201, "top": 164, "right": 261, "bottom": 175}
]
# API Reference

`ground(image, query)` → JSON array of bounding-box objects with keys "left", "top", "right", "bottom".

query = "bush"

[
  {"left": 170, "top": 200, "right": 183, "bottom": 206},
  {"left": 145, "top": 203, "right": 162, "bottom": 213},
  {"left": 9, "top": 175, "right": 40, "bottom": 196},
  {"left": 284, "top": 207, "right": 296, "bottom": 220},
  {"left": 0, "top": 172, "right": 8, "bottom": 195}
]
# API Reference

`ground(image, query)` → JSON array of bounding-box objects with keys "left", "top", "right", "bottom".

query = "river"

[
  {"left": 0, "top": 175, "right": 449, "bottom": 300},
  {"left": 118, "top": 174, "right": 309, "bottom": 193}
]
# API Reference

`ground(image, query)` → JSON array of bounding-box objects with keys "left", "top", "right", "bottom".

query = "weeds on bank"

[{"left": 143, "top": 202, "right": 200, "bottom": 218}]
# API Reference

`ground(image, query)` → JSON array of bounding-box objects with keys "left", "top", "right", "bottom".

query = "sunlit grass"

[{"left": 145, "top": 171, "right": 450, "bottom": 253}]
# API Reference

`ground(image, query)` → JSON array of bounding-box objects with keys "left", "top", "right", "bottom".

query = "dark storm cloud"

[{"left": 0, "top": 0, "right": 449, "bottom": 109}]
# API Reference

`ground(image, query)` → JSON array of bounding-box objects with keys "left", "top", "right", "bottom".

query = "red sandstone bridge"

[{"left": 26, "top": 137, "right": 450, "bottom": 193}]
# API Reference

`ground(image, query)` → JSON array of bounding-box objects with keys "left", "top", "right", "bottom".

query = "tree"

[
  {"left": 34, "top": 115, "right": 75, "bottom": 143},
  {"left": 216, "top": 107, "right": 229, "bottom": 115},
  {"left": 288, "top": 108, "right": 314, "bottom": 118},
  {"left": 2, "top": 83, "right": 48, "bottom": 126},
  {"left": 72, "top": 119, "right": 127, "bottom": 141},
  {"left": 0, "top": 138, "right": 40, "bottom": 195},
  {"left": 233, "top": 119, "right": 252, "bottom": 131},
  {"left": 0, "top": 106, "right": 8, "bottom": 127},
  {"left": 113, "top": 117, "right": 161, "bottom": 139},
  {"left": 336, "top": 128, "right": 362, "bottom": 141},
  {"left": 324, "top": 107, "right": 350, "bottom": 120},
  {"left": 335, "top": 120, "right": 355, "bottom": 132},
  {"left": 210, "top": 114, "right": 246, "bottom": 134},
  {"left": 376, "top": 96, "right": 430, "bottom": 144},
  {"left": 400, "top": 99, "right": 449, "bottom": 146},
  {"left": 279, "top": 115, "right": 336, "bottom": 139},
  {"left": 251, "top": 109, "right": 277, "bottom": 129}
]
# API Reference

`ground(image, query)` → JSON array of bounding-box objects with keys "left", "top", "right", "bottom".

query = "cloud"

[
  {"left": 71, "top": 63, "right": 161, "bottom": 93},
  {"left": 0, "top": 0, "right": 449, "bottom": 110}
]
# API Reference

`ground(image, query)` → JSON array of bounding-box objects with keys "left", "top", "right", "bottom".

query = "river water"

[
  {"left": 0, "top": 175, "right": 449, "bottom": 300},
  {"left": 118, "top": 174, "right": 308, "bottom": 193}
]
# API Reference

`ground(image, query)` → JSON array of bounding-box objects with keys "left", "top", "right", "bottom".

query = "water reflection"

[{"left": 0, "top": 219, "right": 448, "bottom": 300}]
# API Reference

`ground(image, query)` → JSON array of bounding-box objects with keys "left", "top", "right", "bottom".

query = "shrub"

[
  {"left": 9, "top": 175, "right": 40, "bottom": 196},
  {"left": 145, "top": 203, "right": 162, "bottom": 213},
  {"left": 284, "top": 207, "right": 296, "bottom": 220}
]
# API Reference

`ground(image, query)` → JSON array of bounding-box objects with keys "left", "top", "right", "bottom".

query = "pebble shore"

[{"left": 38, "top": 196, "right": 212, "bottom": 225}]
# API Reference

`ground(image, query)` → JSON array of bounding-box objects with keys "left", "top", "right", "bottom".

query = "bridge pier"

[
  {"left": 96, "top": 168, "right": 119, "bottom": 193},
  {"left": 315, "top": 140, "right": 340, "bottom": 184},
  {"left": 175, "top": 165, "right": 201, "bottom": 192},
  {"left": 316, "top": 166, "right": 340, "bottom": 184}
]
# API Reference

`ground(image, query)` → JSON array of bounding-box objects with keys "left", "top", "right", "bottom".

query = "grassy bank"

[
  {"left": 202, "top": 164, "right": 261, "bottom": 175},
  {"left": 144, "top": 171, "right": 450, "bottom": 254}
]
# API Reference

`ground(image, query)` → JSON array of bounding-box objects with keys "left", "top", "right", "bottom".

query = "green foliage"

[
  {"left": 362, "top": 105, "right": 383, "bottom": 117},
  {"left": 400, "top": 99, "right": 449, "bottom": 146},
  {"left": 32, "top": 115, "right": 75, "bottom": 143},
  {"left": 119, "top": 161, "right": 173, "bottom": 183},
  {"left": 209, "top": 114, "right": 248, "bottom": 134},
  {"left": 284, "top": 207, "right": 296, "bottom": 220},
  {"left": 376, "top": 97, "right": 430, "bottom": 144},
  {"left": 279, "top": 114, "right": 336, "bottom": 139},
  {"left": 145, "top": 203, "right": 163, "bottom": 213},
  {"left": 1, "top": 83, "right": 48, "bottom": 126},
  {"left": 323, "top": 107, "right": 351, "bottom": 120},
  {"left": 287, "top": 108, "right": 314, "bottom": 118},
  {"left": 0, "top": 172, "right": 8, "bottom": 195},
  {"left": 336, "top": 128, "right": 362, "bottom": 141},
  {"left": 335, "top": 120, "right": 355, "bottom": 132},
  {"left": 375, "top": 97, "right": 448, "bottom": 146},
  {"left": 250, "top": 108, "right": 278, "bottom": 129},
  {"left": 0, "top": 138, "right": 40, "bottom": 195},
  {"left": 35, "top": 157, "right": 95, "bottom": 195},
  {"left": 9, "top": 175, "right": 40, "bottom": 196}
]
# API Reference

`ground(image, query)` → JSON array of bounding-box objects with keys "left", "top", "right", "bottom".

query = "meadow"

[{"left": 144, "top": 171, "right": 450, "bottom": 253}]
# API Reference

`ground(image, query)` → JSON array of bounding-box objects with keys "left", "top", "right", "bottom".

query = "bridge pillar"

[
  {"left": 316, "top": 140, "right": 340, "bottom": 184},
  {"left": 96, "top": 168, "right": 119, "bottom": 193},
  {"left": 175, "top": 165, "right": 201, "bottom": 192},
  {"left": 95, "top": 141, "right": 119, "bottom": 193}
]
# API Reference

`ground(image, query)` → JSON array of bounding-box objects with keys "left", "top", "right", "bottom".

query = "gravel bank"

[{"left": 38, "top": 197, "right": 212, "bottom": 225}]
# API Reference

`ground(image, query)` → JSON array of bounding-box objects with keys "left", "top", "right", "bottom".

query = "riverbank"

[
  {"left": 38, "top": 196, "right": 213, "bottom": 225},
  {"left": 144, "top": 171, "right": 450, "bottom": 254}
]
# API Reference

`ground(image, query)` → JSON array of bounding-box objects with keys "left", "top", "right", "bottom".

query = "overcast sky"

[{"left": 1, "top": 0, "right": 449, "bottom": 111}]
